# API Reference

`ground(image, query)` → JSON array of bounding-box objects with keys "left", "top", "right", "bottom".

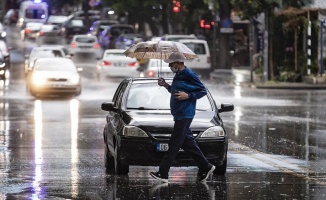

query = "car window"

[
  {"left": 112, "top": 82, "right": 128, "bottom": 108},
  {"left": 126, "top": 83, "right": 211, "bottom": 110},
  {"left": 75, "top": 37, "right": 96, "bottom": 43},
  {"left": 103, "top": 51, "right": 124, "bottom": 58},
  {"left": 25, "top": 9, "right": 45, "bottom": 19},
  {"left": 30, "top": 49, "right": 64, "bottom": 58},
  {"left": 71, "top": 20, "right": 83, "bottom": 26},
  {"left": 182, "top": 43, "right": 206, "bottom": 55}
]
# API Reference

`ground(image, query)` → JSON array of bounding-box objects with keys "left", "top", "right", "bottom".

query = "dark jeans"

[{"left": 159, "top": 118, "right": 209, "bottom": 178}]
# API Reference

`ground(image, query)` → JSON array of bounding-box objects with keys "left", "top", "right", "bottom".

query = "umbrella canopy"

[{"left": 123, "top": 40, "right": 198, "bottom": 60}]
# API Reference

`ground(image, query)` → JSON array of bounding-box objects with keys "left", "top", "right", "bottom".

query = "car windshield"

[
  {"left": 126, "top": 83, "right": 212, "bottom": 110},
  {"left": 182, "top": 43, "right": 206, "bottom": 55},
  {"left": 75, "top": 37, "right": 96, "bottom": 43},
  {"left": 41, "top": 25, "right": 59, "bottom": 31},
  {"left": 34, "top": 59, "right": 76, "bottom": 71},
  {"left": 30, "top": 49, "right": 64, "bottom": 58}
]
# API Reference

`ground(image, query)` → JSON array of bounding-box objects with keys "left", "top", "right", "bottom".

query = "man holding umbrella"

[{"left": 150, "top": 52, "right": 215, "bottom": 183}]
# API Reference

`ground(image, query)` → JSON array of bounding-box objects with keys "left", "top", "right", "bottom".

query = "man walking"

[{"left": 150, "top": 52, "right": 215, "bottom": 183}]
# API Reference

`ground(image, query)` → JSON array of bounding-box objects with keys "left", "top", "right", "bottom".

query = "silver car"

[{"left": 36, "top": 24, "right": 62, "bottom": 45}]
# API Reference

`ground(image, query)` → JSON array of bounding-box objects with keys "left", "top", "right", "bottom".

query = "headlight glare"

[
  {"left": 201, "top": 126, "right": 225, "bottom": 138},
  {"left": 70, "top": 75, "right": 80, "bottom": 84},
  {"left": 123, "top": 126, "right": 148, "bottom": 137},
  {"left": 32, "top": 74, "right": 47, "bottom": 86},
  {"left": 1, "top": 32, "right": 6, "bottom": 37}
]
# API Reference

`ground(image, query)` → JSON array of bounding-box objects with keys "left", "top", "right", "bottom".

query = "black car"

[
  {"left": 87, "top": 19, "right": 119, "bottom": 39},
  {"left": 61, "top": 18, "right": 88, "bottom": 43},
  {"left": 101, "top": 78, "right": 234, "bottom": 175}
]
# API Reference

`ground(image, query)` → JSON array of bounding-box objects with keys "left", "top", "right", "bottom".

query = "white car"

[
  {"left": 25, "top": 46, "right": 67, "bottom": 74},
  {"left": 69, "top": 34, "right": 101, "bottom": 57},
  {"left": 26, "top": 57, "right": 82, "bottom": 97},
  {"left": 96, "top": 49, "right": 140, "bottom": 79},
  {"left": 178, "top": 39, "right": 211, "bottom": 79},
  {"left": 20, "top": 22, "right": 43, "bottom": 40},
  {"left": 140, "top": 59, "right": 174, "bottom": 78},
  {"left": 36, "top": 24, "right": 62, "bottom": 45}
]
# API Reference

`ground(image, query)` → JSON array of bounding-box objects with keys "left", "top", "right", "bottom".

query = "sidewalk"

[{"left": 210, "top": 68, "right": 326, "bottom": 89}]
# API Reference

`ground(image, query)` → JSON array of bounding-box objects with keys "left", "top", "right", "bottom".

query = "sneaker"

[
  {"left": 150, "top": 171, "right": 169, "bottom": 183},
  {"left": 197, "top": 164, "right": 216, "bottom": 182}
]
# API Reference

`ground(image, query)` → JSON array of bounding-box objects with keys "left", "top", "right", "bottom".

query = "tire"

[
  {"left": 104, "top": 143, "right": 115, "bottom": 171},
  {"left": 114, "top": 139, "right": 129, "bottom": 175},
  {"left": 213, "top": 157, "right": 227, "bottom": 175}
]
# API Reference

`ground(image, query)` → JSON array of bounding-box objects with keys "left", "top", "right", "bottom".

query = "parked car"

[
  {"left": 61, "top": 18, "right": 88, "bottom": 43},
  {"left": 101, "top": 77, "right": 234, "bottom": 175},
  {"left": 139, "top": 59, "right": 174, "bottom": 78},
  {"left": 69, "top": 34, "right": 101, "bottom": 57},
  {"left": 115, "top": 33, "right": 145, "bottom": 49},
  {"left": 36, "top": 24, "right": 62, "bottom": 45},
  {"left": 0, "top": 23, "right": 6, "bottom": 42},
  {"left": 20, "top": 22, "right": 43, "bottom": 40},
  {"left": 26, "top": 57, "right": 82, "bottom": 97},
  {"left": 98, "top": 24, "right": 135, "bottom": 49},
  {"left": 0, "top": 40, "right": 10, "bottom": 68},
  {"left": 95, "top": 49, "right": 139, "bottom": 79},
  {"left": 3, "top": 9, "right": 19, "bottom": 26},
  {"left": 0, "top": 53, "right": 7, "bottom": 79},
  {"left": 178, "top": 39, "right": 211, "bottom": 79},
  {"left": 87, "top": 19, "right": 119, "bottom": 38},
  {"left": 25, "top": 46, "right": 67, "bottom": 74}
]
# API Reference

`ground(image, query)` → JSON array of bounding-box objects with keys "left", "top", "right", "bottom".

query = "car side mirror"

[
  {"left": 218, "top": 103, "right": 234, "bottom": 113},
  {"left": 101, "top": 102, "right": 118, "bottom": 112}
]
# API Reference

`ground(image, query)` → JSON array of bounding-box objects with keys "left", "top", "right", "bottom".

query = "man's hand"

[
  {"left": 174, "top": 91, "right": 189, "bottom": 101},
  {"left": 158, "top": 77, "right": 167, "bottom": 87}
]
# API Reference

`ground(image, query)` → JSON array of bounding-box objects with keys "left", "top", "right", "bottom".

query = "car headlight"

[
  {"left": 70, "top": 75, "right": 80, "bottom": 84},
  {"left": 1, "top": 32, "right": 6, "bottom": 38},
  {"left": 200, "top": 126, "right": 225, "bottom": 138},
  {"left": 122, "top": 126, "right": 148, "bottom": 137},
  {"left": 0, "top": 63, "right": 5, "bottom": 68},
  {"left": 32, "top": 74, "right": 47, "bottom": 86}
]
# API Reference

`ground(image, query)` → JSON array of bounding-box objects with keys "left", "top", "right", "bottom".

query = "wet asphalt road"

[{"left": 0, "top": 26, "right": 326, "bottom": 199}]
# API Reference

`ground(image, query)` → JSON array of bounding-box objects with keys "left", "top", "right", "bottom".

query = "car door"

[{"left": 106, "top": 81, "right": 128, "bottom": 151}]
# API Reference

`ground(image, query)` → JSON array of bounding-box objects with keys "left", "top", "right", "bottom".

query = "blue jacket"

[{"left": 166, "top": 67, "right": 207, "bottom": 120}]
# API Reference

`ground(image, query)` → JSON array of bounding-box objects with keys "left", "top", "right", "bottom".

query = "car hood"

[
  {"left": 33, "top": 71, "right": 78, "bottom": 78},
  {"left": 125, "top": 110, "right": 219, "bottom": 131}
]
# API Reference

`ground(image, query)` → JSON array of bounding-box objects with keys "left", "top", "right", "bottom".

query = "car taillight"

[
  {"left": 70, "top": 43, "right": 77, "bottom": 48},
  {"left": 94, "top": 43, "right": 100, "bottom": 48},
  {"left": 25, "top": 29, "right": 31, "bottom": 34},
  {"left": 146, "top": 70, "right": 155, "bottom": 77},
  {"left": 100, "top": 61, "right": 112, "bottom": 66},
  {"left": 39, "top": 31, "right": 44, "bottom": 36},
  {"left": 128, "top": 62, "right": 139, "bottom": 67},
  {"left": 207, "top": 56, "right": 211, "bottom": 64}
]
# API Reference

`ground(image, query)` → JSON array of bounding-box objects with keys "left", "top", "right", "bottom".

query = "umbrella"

[{"left": 123, "top": 40, "right": 198, "bottom": 60}]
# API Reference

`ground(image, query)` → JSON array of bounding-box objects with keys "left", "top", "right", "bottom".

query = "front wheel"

[{"left": 114, "top": 139, "right": 129, "bottom": 175}]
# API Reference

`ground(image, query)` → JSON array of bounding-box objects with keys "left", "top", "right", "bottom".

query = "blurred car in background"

[
  {"left": 0, "top": 23, "right": 7, "bottom": 42},
  {"left": 0, "top": 40, "right": 10, "bottom": 68},
  {"left": 0, "top": 52, "right": 7, "bottom": 79},
  {"left": 178, "top": 39, "right": 211, "bottom": 79},
  {"left": 98, "top": 24, "right": 135, "bottom": 49},
  {"left": 20, "top": 22, "right": 43, "bottom": 40},
  {"left": 40, "top": 45, "right": 71, "bottom": 58},
  {"left": 69, "top": 34, "right": 101, "bottom": 57},
  {"left": 3, "top": 9, "right": 19, "bottom": 26},
  {"left": 36, "top": 24, "right": 62, "bottom": 45},
  {"left": 25, "top": 46, "right": 67, "bottom": 74},
  {"left": 88, "top": 19, "right": 119, "bottom": 39},
  {"left": 46, "top": 15, "right": 69, "bottom": 26},
  {"left": 26, "top": 57, "right": 82, "bottom": 97},
  {"left": 139, "top": 59, "right": 174, "bottom": 78},
  {"left": 61, "top": 18, "right": 88, "bottom": 43},
  {"left": 115, "top": 33, "right": 145, "bottom": 49},
  {"left": 96, "top": 49, "right": 139, "bottom": 79}
]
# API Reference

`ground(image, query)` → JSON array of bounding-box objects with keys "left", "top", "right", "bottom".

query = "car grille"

[
  {"left": 150, "top": 131, "right": 200, "bottom": 139},
  {"left": 47, "top": 78, "right": 67, "bottom": 82}
]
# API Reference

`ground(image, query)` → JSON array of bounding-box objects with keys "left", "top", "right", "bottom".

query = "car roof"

[
  {"left": 73, "top": 34, "right": 97, "bottom": 38},
  {"left": 127, "top": 77, "right": 173, "bottom": 84},
  {"left": 35, "top": 57, "right": 72, "bottom": 62},
  {"left": 178, "top": 39, "right": 208, "bottom": 43}
]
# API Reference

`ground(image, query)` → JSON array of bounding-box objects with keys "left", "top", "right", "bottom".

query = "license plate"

[
  {"left": 156, "top": 143, "right": 169, "bottom": 152},
  {"left": 156, "top": 143, "right": 183, "bottom": 152}
]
